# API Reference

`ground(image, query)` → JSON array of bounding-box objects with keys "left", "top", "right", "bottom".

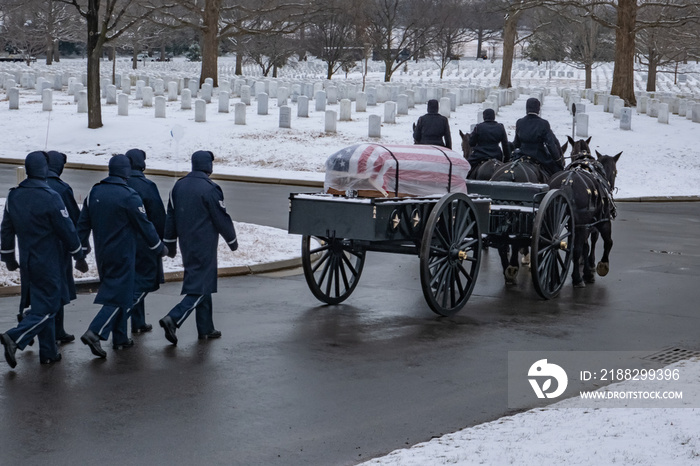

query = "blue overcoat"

[
  {"left": 46, "top": 156, "right": 81, "bottom": 303},
  {"left": 127, "top": 168, "right": 166, "bottom": 293},
  {"left": 164, "top": 171, "right": 237, "bottom": 295},
  {"left": 1, "top": 179, "right": 84, "bottom": 314},
  {"left": 77, "top": 176, "right": 164, "bottom": 309}
]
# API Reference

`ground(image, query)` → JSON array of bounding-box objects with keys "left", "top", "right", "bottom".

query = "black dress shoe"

[
  {"left": 80, "top": 330, "right": 107, "bottom": 358},
  {"left": 159, "top": 316, "right": 178, "bottom": 345},
  {"left": 40, "top": 353, "right": 62, "bottom": 365},
  {"left": 112, "top": 339, "right": 135, "bottom": 350},
  {"left": 56, "top": 333, "right": 76, "bottom": 344},
  {"left": 198, "top": 330, "right": 222, "bottom": 340},
  {"left": 132, "top": 324, "right": 153, "bottom": 334},
  {"left": 1, "top": 333, "right": 18, "bottom": 368}
]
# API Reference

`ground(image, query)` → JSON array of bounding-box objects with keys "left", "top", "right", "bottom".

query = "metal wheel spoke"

[
  {"left": 341, "top": 252, "right": 359, "bottom": 277},
  {"left": 323, "top": 254, "right": 336, "bottom": 296},
  {"left": 317, "top": 252, "right": 333, "bottom": 284},
  {"left": 309, "top": 244, "right": 331, "bottom": 255},
  {"left": 312, "top": 250, "right": 331, "bottom": 273},
  {"left": 339, "top": 257, "right": 351, "bottom": 291}
]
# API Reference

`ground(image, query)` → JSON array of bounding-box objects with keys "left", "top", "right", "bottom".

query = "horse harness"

[{"left": 556, "top": 157, "right": 617, "bottom": 227}]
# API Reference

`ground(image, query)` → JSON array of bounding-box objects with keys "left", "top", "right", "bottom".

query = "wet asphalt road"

[{"left": 1, "top": 164, "right": 700, "bottom": 465}]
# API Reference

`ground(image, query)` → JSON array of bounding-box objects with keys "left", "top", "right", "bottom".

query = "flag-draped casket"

[{"left": 324, "top": 144, "right": 471, "bottom": 197}]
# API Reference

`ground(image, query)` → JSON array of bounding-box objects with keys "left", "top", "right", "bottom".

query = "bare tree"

[
  {"left": 430, "top": 0, "right": 474, "bottom": 78},
  {"left": 307, "top": 0, "right": 362, "bottom": 79},
  {"left": 243, "top": 32, "right": 298, "bottom": 77},
  {"left": 463, "top": 0, "right": 502, "bottom": 59},
  {"left": 57, "top": 0, "right": 152, "bottom": 128}
]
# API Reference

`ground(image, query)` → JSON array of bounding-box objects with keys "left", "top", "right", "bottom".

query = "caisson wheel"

[
  {"left": 531, "top": 189, "right": 575, "bottom": 299},
  {"left": 419, "top": 193, "right": 482, "bottom": 316},
  {"left": 301, "top": 235, "right": 365, "bottom": 305}
]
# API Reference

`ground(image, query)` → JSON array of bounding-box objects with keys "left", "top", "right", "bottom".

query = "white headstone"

[
  {"left": 135, "top": 80, "right": 146, "bottom": 100},
  {"left": 658, "top": 103, "right": 669, "bottom": 124},
  {"left": 8, "top": 87, "right": 19, "bottom": 110},
  {"left": 637, "top": 95, "right": 648, "bottom": 114},
  {"left": 277, "top": 87, "right": 288, "bottom": 106},
  {"left": 397, "top": 94, "right": 408, "bottom": 115},
  {"left": 188, "top": 79, "right": 199, "bottom": 97},
  {"left": 356, "top": 92, "right": 367, "bottom": 112},
  {"left": 168, "top": 82, "right": 178, "bottom": 101},
  {"left": 155, "top": 96, "right": 166, "bottom": 118},
  {"left": 181, "top": 88, "right": 192, "bottom": 110},
  {"left": 367, "top": 87, "right": 377, "bottom": 106},
  {"left": 67, "top": 77, "right": 77, "bottom": 96},
  {"left": 154, "top": 79, "right": 165, "bottom": 96},
  {"left": 692, "top": 103, "right": 700, "bottom": 123},
  {"left": 218, "top": 91, "right": 230, "bottom": 113},
  {"left": 687, "top": 101, "right": 696, "bottom": 120},
  {"left": 327, "top": 86, "right": 338, "bottom": 105},
  {"left": 257, "top": 93, "right": 269, "bottom": 115},
  {"left": 118, "top": 93, "right": 128, "bottom": 116},
  {"left": 384, "top": 101, "right": 397, "bottom": 123},
  {"left": 613, "top": 98, "right": 624, "bottom": 119},
  {"left": 406, "top": 89, "right": 415, "bottom": 109},
  {"left": 234, "top": 102, "right": 246, "bottom": 125},
  {"left": 368, "top": 114, "right": 381, "bottom": 138},
  {"left": 339, "top": 99, "right": 351, "bottom": 121},
  {"left": 439, "top": 97, "right": 451, "bottom": 118},
  {"left": 201, "top": 83, "right": 213, "bottom": 103},
  {"left": 279, "top": 105, "right": 291, "bottom": 128},
  {"left": 648, "top": 99, "right": 659, "bottom": 118},
  {"left": 195, "top": 99, "right": 206, "bottom": 122},
  {"left": 325, "top": 110, "right": 337, "bottom": 133},
  {"left": 241, "top": 85, "right": 251, "bottom": 105},
  {"left": 619, "top": 108, "right": 632, "bottom": 130},
  {"left": 298, "top": 96, "right": 309, "bottom": 117},
  {"left": 315, "top": 91, "right": 326, "bottom": 111},
  {"left": 142, "top": 87, "right": 154, "bottom": 107},
  {"left": 576, "top": 112, "right": 590, "bottom": 136},
  {"left": 53, "top": 74, "right": 62, "bottom": 91},
  {"left": 42, "top": 88, "right": 53, "bottom": 111},
  {"left": 77, "top": 90, "right": 88, "bottom": 113},
  {"left": 106, "top": 85, "right": 117, "bottom": 105}
]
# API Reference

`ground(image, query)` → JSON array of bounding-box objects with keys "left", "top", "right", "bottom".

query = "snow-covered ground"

[{"left": 2, "top": 57, "right": 700, "bottom": 465}]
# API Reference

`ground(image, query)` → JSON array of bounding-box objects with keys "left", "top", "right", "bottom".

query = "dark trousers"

[
  {"left": 55, "top": 305, "right": 70, "bottom": 339},
  {"left": 129, "top": 291, "right": 149, "bottom": 331},
  {"left": 6, "top": 308, "right": 58, "bottom": 360},
  {"left": 166, "top": 294, "right": 214, "bottom": 336},
  {"left": 88, "top": 305, "right": 130, "bottom": 345}
]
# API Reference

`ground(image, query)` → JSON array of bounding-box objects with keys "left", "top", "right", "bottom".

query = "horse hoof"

[
  {"left": 596, "top": 262, "right": 609, "bottom": 277},
  {"left": 522, "top": 253, "right": 531, "bottom": 268},
  {"left": 573, "top": 281, "right": 586, "bottom": 288},
  {"left": 505, "top": 266, "right": 519, "bottom": 281}
]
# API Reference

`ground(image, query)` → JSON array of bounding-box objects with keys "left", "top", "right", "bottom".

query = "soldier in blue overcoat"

[
  {"left": 45, "top": 150, "right": 81, "bottom": 344},
  {"left": 125, "top": 149, "right": 166, "bottom": 334},
  {"left": 1, "top": 151, "right": 88, "bottom": 368},
  {"left": 77, "top": 155, "right": 166, "bottom": 358},
  {"left": 512, "top": 98, "right": 564, "bottom": 178},
  {"left": 159, "top": 150, "right": 238, "bottom": 345}
]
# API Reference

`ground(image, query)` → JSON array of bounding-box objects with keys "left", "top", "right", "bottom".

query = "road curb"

[
  {"left": 0, "top": 257, "right": 304, "bottom": 297},
  {"left": 0, "top": 157, "right": 324, "bottom": 188}
]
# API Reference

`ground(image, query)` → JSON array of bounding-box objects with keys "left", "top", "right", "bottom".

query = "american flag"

[{"left": 325, "top": 144, "right": 470, "bottom": 197}]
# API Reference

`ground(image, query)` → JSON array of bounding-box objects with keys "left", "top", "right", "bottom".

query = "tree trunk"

[
  {"left": 384, "top": 58, "right": 393, "bottom": 82},
  {"left": 327, "top": 63, "right": 333, "bottom": 80},
  {"left": 646, "top": 58, "right": 657, "bottom": 92},
  {"left": 610, "top": 0, "right": 637, "bottom": 106},
  {"left": 235, "top": 46, "right": 243, "bottom": 75},
  {"left": 46, "top": 36, "right": 54, "bottom": 65},
  {"left": 86, "top": 0, "right": 103, "bottom": 129},
  {"left": 498, "top": 10, "right": 521, "bottom": 89},
  {"left": 585, "top": 63, "right": 592, "bottom": 89},
  {"left": 200, "top": 0, "right": 221, "bottom": 86},
  {"left": 53, "top": 40, "right": 60, "bottom": 62},
  {"left": 476, "top": 29, "right": 483, "bottom": 59}
]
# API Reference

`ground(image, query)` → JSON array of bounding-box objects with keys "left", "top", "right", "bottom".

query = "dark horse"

[
  {"left": 459, "top": 130, "right": 505, "bottom": 181},
  {"left": 548, "top": 150, "right": 621, "bottom": 287}
]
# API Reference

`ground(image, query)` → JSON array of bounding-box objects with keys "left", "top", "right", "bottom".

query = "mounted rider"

[
  {"left": 512, "top": 98, "right": 564, "bottom": 178},
  {"left": 467, "top": 108, "right": 511, "bottom": 178}
]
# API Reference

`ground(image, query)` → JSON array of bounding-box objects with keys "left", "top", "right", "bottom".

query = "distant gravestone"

[
  {"left": 258, "top": 93, "right": 269, "bottom": 115},
  {"left": 155, "top": 96, "right": 166, "bottom": 118},
  {"left": 218, "top": 91, "right": 230, "bottom": 113},
  {"left": 8, "top": 87, "right": 19, "bottom": 110},
  {"left": 240, "top": 85, "right": 251, "bottom": 105},
  {"left": 384, "top": 101, "right": 397, "bottom": 123},
  {"left": 42, "top": 89, "right": 53, "bottom": 111},
  {"left": 648, "top": 99, "right": 659, "bottom": 118},
  {"left": 658, "top": 103, "right": 669, "bottom": 124},
  {"left": 194, "top": 99, "right": 206, "bottom": 122},
  {"left": 576, "top": 112, "right": 590, "bottom": 136},
  {"left": 315, "top": 90, "right": 326, "bottom": 111},
  {"left": 397, "top": 94, "right": 408, "bottom": 115},
  {"left": 327, "top": 86, "right": 338, "bottom": 105},
  {"left": 339, "top": 99, "right": 351, "bottom": 121},
  {"left": 277, "top": 87, "right": 289, "bottom": 106},
  {"left": 154, "top": 79, "right": 165, "bottom": 96},
  {"left": 135, "top": 80, "right": 146, "bottom": 100},
  {"left": 106, "top": 85, "right": 117, "bottom": 105},
  {"left": 613, "top": 99, "right": 624, "bottom": 119},
  {"left": 67, "top": 77, "right": 77, "bottom": 96},
  {"left": 201, "top": 83, "right": 213, "bottom": 103},
  {"left": 367, "top": 87, "right": 377, "bottom": 106},
  {"left": 368, "top": 114, "right": 381, "bottom": 138},
  {"left": 188, "top": 79, "right": 199, "bottom": 97},
  {"left": 234, "top": 102, "right": 246, "bottom": 125},
  {"left": 679, "top": 99, "right": 688, "bottom": 117},
  {"left": 619, "top": 108, "right": 632, "bottom": 130},
  {"left": 637, "top": 95, "right": 648, "bottom": 114},
  {"left": 406, "top": 89, "right": 415, "bottom": 109},
  {"left": 181, "top": 88, "right": 192, "bottom": 110},
  {"left": 298, "top": 96, "right": 309, "bottom": 117},
  {"left": 692, "top": 103, "right": 700, "bottom": 123},
  {"left": 168, "top": 82, "right": 178, "bottom": 101},
  {"left": 356, "top": 92, "right": 367, "bottom": 112},
  {"left": 279, "top": 105, "right": 291, "bottom": 128},
  {"left": 118, "top": 93, "right": 128, "bottom": 116},
  {"left": 325, "top": 110, "right": 337, "bottom": 133},
  {"left": 73, "top": 83, "right": 84, "bottom": 102},
  {"left": 77, "top": 90, "right": 88, "bottom": 113},
  {"left": 142, "top": 87, "right": 154, "bottom": 107},
  {"left": 439, "top": 97, "right": 451, "bottom": 118},
  {"left": 686, "top": 101, "right": 696, "bottom": 120}
]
